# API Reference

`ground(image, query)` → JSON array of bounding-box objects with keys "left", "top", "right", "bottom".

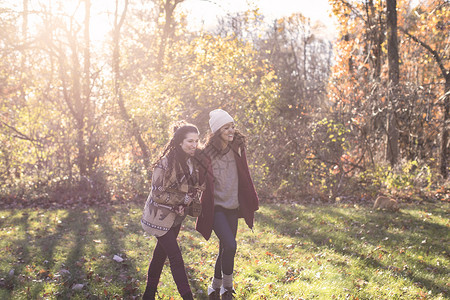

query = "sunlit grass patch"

[{"left": 0, "top": 201, "right": 448, "bottom": 299}]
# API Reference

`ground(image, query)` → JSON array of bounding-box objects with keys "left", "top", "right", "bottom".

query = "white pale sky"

[
  {"left": 179, "top": 0, "right": 337, "bottom": 35},
  {"left": 4, "top": 0, "right": 337, "bottom": 43}
]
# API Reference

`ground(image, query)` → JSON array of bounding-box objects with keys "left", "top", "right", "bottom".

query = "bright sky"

[
  {"left": 4, "top": 0, "right": 337, "bottom": 44},
  {"left": 179, "top": 0, "right": 337, "bottom": 36}
]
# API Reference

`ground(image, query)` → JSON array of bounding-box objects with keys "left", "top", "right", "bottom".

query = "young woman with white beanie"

[{"left": 196, "top": 109, "right": 259, "bottom": 300}]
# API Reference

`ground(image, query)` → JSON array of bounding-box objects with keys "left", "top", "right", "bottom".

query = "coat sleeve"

[
  {"left": 195, "top": 153, "right": 215, "bottom": 240},
  {"left": 240, "top": 146, "right": 259, "bottom": 210},
  {"left": 234, "top": 145, "right": 259, "bottom": 230},
  {"left": 150, "top": 158, "right": 186, "bottom": 206}
]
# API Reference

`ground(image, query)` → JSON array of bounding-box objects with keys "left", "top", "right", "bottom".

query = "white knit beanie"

[{"left": 209, "top": 109, "right": 234, "bottom": 133}]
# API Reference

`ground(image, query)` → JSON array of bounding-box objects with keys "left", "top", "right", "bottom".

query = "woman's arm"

[
  {"left": 150, "top": 158, "right": 192, "bottom": 208},
  {"left": 150, "top": 161, "right": 170, "bottom": 203}
]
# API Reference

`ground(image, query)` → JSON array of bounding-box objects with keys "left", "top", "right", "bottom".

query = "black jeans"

[
  {"left": 146, "top": 224, "right": 191, "bottom": 296},
  {"left": 213, "top": 206, "right": 239, "bottom": 278}
]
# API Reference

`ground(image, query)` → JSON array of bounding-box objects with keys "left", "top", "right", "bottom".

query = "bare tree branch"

[
  {"left": 400, "top": 27, "right": 450, "bottom": 80},
  {"left": 0, "top": 120, "right": 36, "bottom": 142}
]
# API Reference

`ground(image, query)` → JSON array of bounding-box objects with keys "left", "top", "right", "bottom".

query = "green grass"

[{"left": 0, "top": 201, "right": 448, "bottom": 299}]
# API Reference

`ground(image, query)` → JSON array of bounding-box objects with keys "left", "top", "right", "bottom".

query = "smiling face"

[
  {"left": 180, "top": 132, "right": 199, "bottom": 156},
  {"left": 218, "top": 122, "right": 235, "bottom": 145}
]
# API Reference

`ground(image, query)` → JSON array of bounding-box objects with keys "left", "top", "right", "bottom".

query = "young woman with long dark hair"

[
  {"left": 196, "top": 109, "right": 259, "bottom": 300},
  {"left": 141, "top": 121, "right": 204, "bottom": 300}
]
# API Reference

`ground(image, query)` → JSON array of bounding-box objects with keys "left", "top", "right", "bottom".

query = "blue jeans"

[{"left": 213, "top": 206, "right": 238, "bottom": 278}]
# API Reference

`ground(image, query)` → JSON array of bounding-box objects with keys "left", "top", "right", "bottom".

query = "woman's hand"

[
  {"left": 174, "top": 204, "right": 186, "bottom": 216},
  {"left": 183, "top": 194, "right": 194, "bottom": 206}
]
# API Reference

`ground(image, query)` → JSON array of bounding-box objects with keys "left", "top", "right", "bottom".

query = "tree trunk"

[
  {"left": 22, "top": 0, "right": 28, "bottom": 47},
  {"left": 70, "top": 37, "right": 87, "bottom": 176},
  {"left": 112, "top": 0, "right": 151, "bottom": 172},
  {"left": 440, "top": 78, "right": 450, "bottom": 178},
  {"left": 386, "top": 0, "right": 399, "bottom": 166},
  {"left": 371, "top": 1, "right": 383, "bottom": 78},
  {"left": 156, "top": 0, "right": 183, "bottom": 72},
  {"left": 84, "top": 0, "right": 94, "bottom": 174}
]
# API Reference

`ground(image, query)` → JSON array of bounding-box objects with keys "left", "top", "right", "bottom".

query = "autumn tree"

[
  {"left": 386, "top": 0, "right": 400, "bottom": 166},
  {"left": 111, "top": 0, "right": 152, "bottom": 174},
  {"left": 400, "top": 0, "right": 449, "bottom": 178},
  {"left": 211, "top": 11, "right": 334, "bottom": 195},
  {"left": 256, "top": 14, "right": 333, "bottom": 195},
  {"left": 0, "top": 0, "right": 112, "bottom": 202},
  {"left": 330, "top": 0, "right": 448, "bottom": 195},
  {"left": 330, "top": 0, "right": 385, "bottom": 173}
]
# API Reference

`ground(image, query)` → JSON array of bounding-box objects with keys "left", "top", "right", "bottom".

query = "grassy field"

[{"left": 0, "top": 201, "right": 448, "bottom": 299}]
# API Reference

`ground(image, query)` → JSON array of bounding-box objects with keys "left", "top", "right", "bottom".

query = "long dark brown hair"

[
  {"left": 203, "top": 128, "right": 246, "bottom": 159},
  {"left": 155, "top": 121, "right": 200, "bottom": 183}
]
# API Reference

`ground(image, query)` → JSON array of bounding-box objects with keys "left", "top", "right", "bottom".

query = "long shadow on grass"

[
  {"left": 49, "top": 207, "right": 144, "bottom": 298},
  {"left": 57, "top": 210, "right": 91, "bottom": 297},
  {"left": 255, "top": 203, "right": 449, "bottom": 296},
  {"left": 93, "top": 207, "right": 142, "bottom": 299},
  {"left": 324, "top": 208, "right": 449, "bottom": 296},
  {"left": 1, "top": 209, "right": 90, "bottom": 298},
  {"left": 13, "top": 209, "right": 97, "bottom": 299},
  {"left": 34, "top": 210, "right": 83, "bottom": 271},
  {"left": 0, "top": 211, "right": 32, "bottom": 298},
  {"left": 1, "top": 210, "right": 69, "bottom": 298},
  {"left": 353, "top": 209, "right": 447, "bottom": 296},
  {"left": 7, "top": 207, "right": 143, "bottom": 299},
  {"left": 0, "top": 204, "right": 146, "bottom": 298}
]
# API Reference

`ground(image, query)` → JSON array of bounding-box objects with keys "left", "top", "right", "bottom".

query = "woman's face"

[
  {"left": 180, "top": 132, "right": 199, "bottom": 156},
  {"left": 219, "top": 122, "right": 235, "bottom": 144}
]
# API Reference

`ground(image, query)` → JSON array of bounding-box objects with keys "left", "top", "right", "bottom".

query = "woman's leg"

[
  {"left": 155, "top": 225, "right": 192, "bottom": 297},
  {"left": 144, "top": 231, "right": 171, "bottom": 299},
  {"left": 213, "top": 208, "right": 238, "bottom": 277},
  {"left": 145, "top": 239, "right": 167, "bottom": 291}
]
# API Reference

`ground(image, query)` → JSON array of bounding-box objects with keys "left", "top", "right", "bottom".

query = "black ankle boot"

[
  {"left": 181, "top": 292, "right": 194, "bottom": 300},
  {"left": 208, "top": 288, "right": 220, "bottom": 300},
  {"left": 221, "top": 287, "right": 235, "bottom": 300},
  {"left": 142, "top": 286, "right": 156, "bottom": 300}
]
